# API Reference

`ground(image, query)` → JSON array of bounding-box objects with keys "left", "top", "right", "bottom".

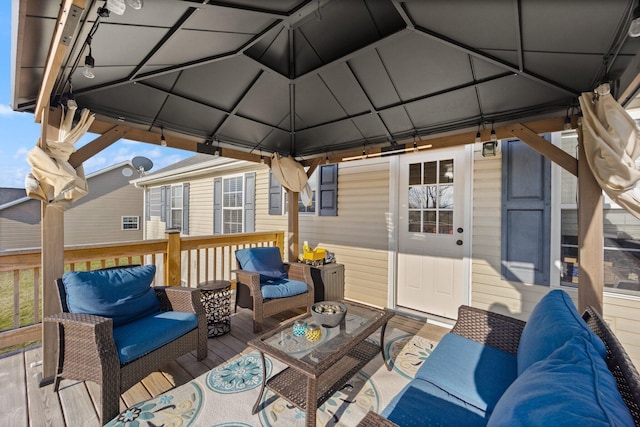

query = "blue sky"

[{"left": 0, "top": 2, "right": 189, "bottom": 189}]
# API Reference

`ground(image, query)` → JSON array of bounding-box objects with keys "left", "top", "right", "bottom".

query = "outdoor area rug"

[{"left": 106, "top": 328, "right": 436, "bottom": 427}]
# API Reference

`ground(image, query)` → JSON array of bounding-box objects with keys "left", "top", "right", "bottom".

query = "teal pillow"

[
  {"left": 62, "top": 265, "right": 161, "bottom": 327},
  {"left": 236, "top": 247, "right": 287, "bottom": 282},
  {"left": 517, "top": 289, "right": 606, "bottom": 375},
  {"left": 488, "top": 335, "right": 634, "bottom": 427}
]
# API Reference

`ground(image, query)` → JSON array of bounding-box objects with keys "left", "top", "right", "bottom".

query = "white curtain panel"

[
  {"left": 25, "top": 104, "right": 94, "bottom": 205},
  {"left": 271, "top": 153, "right": 313, "bottom": 206},
  {"left": 579, "top": 83, "right": 640, "bottom": 219}
]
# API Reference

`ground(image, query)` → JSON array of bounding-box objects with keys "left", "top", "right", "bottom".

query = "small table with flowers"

[{"left": 247, "top": 300, "right": 394, "bottom": 427}]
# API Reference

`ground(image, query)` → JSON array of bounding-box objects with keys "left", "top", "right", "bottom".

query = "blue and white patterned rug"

[{"left": 106, "top": 329, "right": 435, "bottom": 427}]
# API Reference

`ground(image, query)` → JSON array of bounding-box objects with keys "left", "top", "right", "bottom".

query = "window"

[
  {"left": 170, "top": 185, "right": 183, "bottom": 230},
  {"left": 559, "top": 130, "right": 640, "bottom": 295},
  {"left": 407, "top": 159, "right": 454, "bottom": 234},
  {"left": 269, "top": 163, "right": 338, "bottom": 216},
  {"left": 223, "top": 175, "right": 243, "bottom": 233},
  {"left": 148, "top": 187, "right": 161, "bottom": 217},
  {"left": 121, "top": 216, "right": 139, "bottom": 230}
]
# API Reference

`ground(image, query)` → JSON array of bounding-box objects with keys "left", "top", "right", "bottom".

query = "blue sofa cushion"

[
  {"left": 236, "top": 247, "right": 287, "bottom": 282},
  {"left": 113, "top": 311, "right": 198, "bottom": 364},
  {"left": 62, "top": 265, "right": 161, "bottom": 327},
  {"left": 517, "top": 289, "right": 606, "bottom": 375},
  {"left": 382, "top": 377, "right": 488, "bottom": 427},
  {"left": 261, "top": 278, "right": 308, "bottom": 299},
  {"left": 415, "top": 332, "right": 517, "bottom": 413},
  {"left": 488, "top": 335, "right": 634, "bottom": 427}
]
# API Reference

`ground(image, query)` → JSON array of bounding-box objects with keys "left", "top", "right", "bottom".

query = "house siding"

[
  {"left": 0, "top": 165, "right": 143, "bottom": 251},
  {"left": 470, "top": 149, "right": 640, "bottom": 367}
]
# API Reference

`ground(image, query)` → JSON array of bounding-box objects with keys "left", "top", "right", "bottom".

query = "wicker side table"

[{"left": 198, "top": 280, "right": 232, "bottom": 337}]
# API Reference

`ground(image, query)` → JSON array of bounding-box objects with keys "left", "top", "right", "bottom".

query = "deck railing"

[{"left": 0, "top": 231, "right": 284, "bottom": 351}]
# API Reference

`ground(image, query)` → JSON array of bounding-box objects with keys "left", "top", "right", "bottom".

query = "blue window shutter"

[
  {"left": 244, "top": 172, "right": 256, "bottom": 232},
  {"left": 269, "top": 171, "right": 283, "bottom": 215},
  {"left": 319, "top": 164, "right": 338, "bottom": 216},
  {"left": 501, "top": 138, "right": 551, "bottom": 285},
  {"left": 145, "top": 189, "right": 150, "bottom": 221},
  {"left": 213, "top": 177, "right": 222, "bottom": 234},
  {"left": 182, "top": 183, "right": 190, "bottom": 235}
]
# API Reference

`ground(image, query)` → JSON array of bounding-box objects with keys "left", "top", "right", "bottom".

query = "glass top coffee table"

[{"left": 248, "top": 300, "right": 394, "bottom": 427}]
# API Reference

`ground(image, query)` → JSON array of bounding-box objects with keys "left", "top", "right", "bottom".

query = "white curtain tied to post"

[
  {"left": 271, "top": 153, "right": 313, "bottom": 206},
  {"left": 579, "top": 83, "right": 640, "bottom": 220},
  {"left": 25, "top": 102, "right": 95, "bottom": 205}
]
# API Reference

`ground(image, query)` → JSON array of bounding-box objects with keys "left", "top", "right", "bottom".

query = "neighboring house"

[
  {"left": 135, "top": 141, "right": 640, "bottom": 367},
  {"left": 0, "top": 162, "right": 144, "bottom": 251}
]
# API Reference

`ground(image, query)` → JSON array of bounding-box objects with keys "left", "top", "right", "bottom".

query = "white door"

[{"left": 396, "top": 146, "right": 470, "bottom": 319}]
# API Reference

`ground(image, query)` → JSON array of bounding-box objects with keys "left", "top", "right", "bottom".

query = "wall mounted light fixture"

[{"left": 482, "top": 141, "right": 497, "bottom": 157}]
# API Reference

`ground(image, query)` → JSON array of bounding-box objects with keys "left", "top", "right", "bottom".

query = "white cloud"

[
  {"left": 0, "top": 104, "right": 18, "bottom": 116},
  {"left": 14, "top": 146, "right": 28, "bottom": 159}
]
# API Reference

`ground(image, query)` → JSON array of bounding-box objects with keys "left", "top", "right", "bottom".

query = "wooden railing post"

[{"left": 165, "top": 230, "right": 181, "bottom": 286}]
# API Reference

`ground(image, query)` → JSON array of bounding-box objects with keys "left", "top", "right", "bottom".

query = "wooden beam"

[
  {"left": 68, "top": 125, "right": 127, "bottom": 168},
  {"left": 287, "top": 189, "right": 299, "bottom": 263},
  {"left": 306, "top": 157, "right": 323, "bottom": 178},
  {"left": 34, "top": 0, "right": 86, "bottom": 123},
  {"left": 303, "top": 115, "right": 571, "bottom": 167},
  {"left": 577, "top": 126, "right": 604, "bottom": 314},
  {"left": 165, "top": 230, "right": 182, "bottom": 286},
  {"left": 510, "top": 122, "right": 578, "bottom": 177},
  {"left": 0, "top": 324, "right": 41, "bottom": 349}
]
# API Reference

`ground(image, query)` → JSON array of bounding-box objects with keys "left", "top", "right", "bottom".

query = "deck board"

[
  {"left": 0, "top": 347, "right": 28, "bottom": 426},
  {"left": 0, "top": 305, "right": 448, "bottom": 427}
]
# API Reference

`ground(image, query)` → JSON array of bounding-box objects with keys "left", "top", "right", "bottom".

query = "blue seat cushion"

[
  {"left": 488, "top": 335, "right": 634, "bottom": 427},
  {"left": 236, "top": 247, "right": 287, "bottom": 281},
  {"left": 113, "top": 311, "right": 198, "bottom": 364},
  {"left": 62, "top": 265, "right": 161, "bottom": 327},
  {"left": 415, "top": 332, "right": 517, "bottom": 414},
  {"left": 517, "top": 289, "right": 606, "bottom": 375},
  {"left": 261, "top": 278, "right": 308, "bottom": 299},
  {"left": 382, "top": 377, "right": 488, "bottom": 427}
]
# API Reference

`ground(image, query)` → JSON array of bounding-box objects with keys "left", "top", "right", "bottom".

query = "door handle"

[{"left": 456, "top": 240, "right": 463, "bottom": 246}]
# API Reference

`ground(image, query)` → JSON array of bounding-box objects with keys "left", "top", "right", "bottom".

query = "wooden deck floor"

[{"left": 0, "top": 306, "right": 449, "bottom": 427}]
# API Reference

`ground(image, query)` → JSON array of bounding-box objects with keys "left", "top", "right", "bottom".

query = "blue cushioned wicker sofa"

[{"left": 358, "top": 290, "right": 640, "bottom": 427}]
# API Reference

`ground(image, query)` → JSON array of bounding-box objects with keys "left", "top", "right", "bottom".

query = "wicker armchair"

[
  {"left": 234, "top": 247, "right": 314, "bottom": 333},
  {"left": 45, "top": 268, "right": 208, "bottom": 424}
]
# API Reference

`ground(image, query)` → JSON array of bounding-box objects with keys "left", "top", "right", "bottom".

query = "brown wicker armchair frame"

[
  {"left": 358, "top": 305, "right": 640, "bottom": 427},
  {"left": 45, "top": 281, "right": 208, "bottom": 424},
  {"left": 234, "top": 258, "right": 314, "bottom": 333}
]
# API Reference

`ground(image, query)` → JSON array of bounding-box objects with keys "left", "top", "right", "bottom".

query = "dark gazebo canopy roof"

[{"left": 11, "top": 0, "right": 640, "bottom": 159}]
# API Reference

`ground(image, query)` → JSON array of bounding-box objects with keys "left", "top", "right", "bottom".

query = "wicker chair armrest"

[
  {"left": 232, "top": 269, "right": 262, "bottom": 294},
  {"left": 155, "top": 286, "right": 203, "bottom": 314},
  {"left": 45, "top": 311, "right": 112, "bottom": 328},
  {"left": 285, "top": 262, "right": 314, "bottom": 291},
  {"left": 450, "top": 305, "right": 526, "bottom": 355},
  {"left": 357, "top": 411, "right": 398, "bottom": 427}
]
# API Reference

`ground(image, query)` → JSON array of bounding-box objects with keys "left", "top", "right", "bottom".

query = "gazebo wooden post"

[
  {"left": 39, "top": 106, "right": 65, "bottom": 385},
  {"left": 287, "top": 189, "right": 299, "bottom": 263},
  {"left": 577, "top": 125, "right": 604, "bottom": 314}
]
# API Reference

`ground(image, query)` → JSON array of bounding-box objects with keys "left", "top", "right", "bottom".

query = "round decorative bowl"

[{"left": 311, "top": 301, "right": 347, "bottom": 328}]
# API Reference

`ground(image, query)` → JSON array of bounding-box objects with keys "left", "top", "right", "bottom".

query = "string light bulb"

[
  {"left": 160, "top": 126, "right": 167, "bottom": 146},
  {"left": 475, "top": 123, "right": 481, "bottom": 143},
  {"left": 83, "top": 37, "right": 95, "bottom": 79},
  {"left": 490, "top": 122, "right": 497, "bottom": 142}
]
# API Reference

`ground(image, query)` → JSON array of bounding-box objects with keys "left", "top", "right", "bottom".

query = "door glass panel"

[
  {"left": 439, "top": 211, "right": 453, "bottom": 234},
  {"left": 423, "top": 211, "right": 437, "bottom": 233},
  {"left": 406, "top": 159, "right": 455, "bottom": 234},
  {"left": 409, "top": 163, "right": 421, "bottom": 185},
  {"left": 408, "top": 186, "right": 423, "bottom": 209},
  {"left": 408, "top": 211, "right": 421, "bottom": 232},
  {"left": 424, "top": 162, "right": 437, "bottom": 184},
  {"left": 440, "top": 159, "right": 454, "bottom": 183},
  {"left": 439, "top": 185, "right": 454, "bottom": 209}
]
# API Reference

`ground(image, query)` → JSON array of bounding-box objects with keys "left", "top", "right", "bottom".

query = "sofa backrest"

[{"left": 583, "top": 306, "right": 640, "bottom": 425}]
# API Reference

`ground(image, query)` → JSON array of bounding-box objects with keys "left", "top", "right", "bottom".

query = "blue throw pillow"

[
  {"left": 517, "top": 289, "right": 606, "bottom": 375},
  {"left": 62, "top": 265, "right": 161, "bottom": 327},
  {"left": 488, "top": 335, "right": 634, "bottom": 427},
  {"left": 236, "top": 247, "right": 287, "bottom": 282}
]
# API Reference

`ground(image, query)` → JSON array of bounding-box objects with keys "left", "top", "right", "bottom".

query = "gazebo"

[{"left": 10, "top": 0, "right": 640, "bottom": 383}]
